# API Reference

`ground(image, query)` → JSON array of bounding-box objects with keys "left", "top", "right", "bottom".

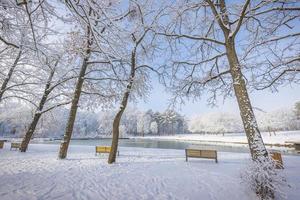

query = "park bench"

[
  {"left": 95, "top": 146, "right": 119, "bottom": 156},
  {"left": 295, "top": 143, "right": 300, "bottom": 151},
  {"left": 10, "top": 142, "right": 21, "bottom": 151},
  {"left": 270, "top": 152, "right": 284, "bottom": 169},
  {"left": 285, "top": 141, "right": 300, "bottom": 151},
  {"left": 185, "top": 149, "right": 218, "bottom": 163},
  {"left": 0, "top": 140, "right": 5, "bottom": 149}
]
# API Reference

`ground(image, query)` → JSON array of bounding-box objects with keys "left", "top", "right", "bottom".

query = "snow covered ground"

[
  {"left": 136, "top": 130, "right": 300, "bottom": 146},
  {"left": 0, "top": 143, "right": 300, "bottom": 200}
]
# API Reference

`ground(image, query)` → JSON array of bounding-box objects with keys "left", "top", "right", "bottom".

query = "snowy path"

[{"left": 0, "top": 143, "right": 299, "bottom": 200}]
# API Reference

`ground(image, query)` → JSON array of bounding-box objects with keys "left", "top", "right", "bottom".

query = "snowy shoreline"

[
  {"left": 1, "top": 143, "right": 300, "bottom": 200},
  {"left": 133, "top": 130, "right": 300, "bottom": 147}
]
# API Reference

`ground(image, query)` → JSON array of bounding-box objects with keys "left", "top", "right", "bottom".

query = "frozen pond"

[{"left": 31, "top": 137, "right": 299, "bottom": 155}]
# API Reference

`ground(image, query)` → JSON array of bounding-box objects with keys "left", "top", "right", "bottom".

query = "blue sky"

[
  {"left": 135, "top": 82, "right": 300, "bottom": 117},
  {"left": 133, "top": 1, "right": 300, "bottom": 117}
]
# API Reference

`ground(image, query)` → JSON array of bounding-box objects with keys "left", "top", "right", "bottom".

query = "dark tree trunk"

[
  {"left": 20, "top": 113, "right": 42, "bottom": 152},
  {"left": 20, "top": 68, "right": 55, "bottom": 152},
  {"left": 58, "top": 58, "right": 89, "bottom": 159},
  {"left": 210, "top": 1, "right": 273, "bottom": 198},
  {"left": 58, "top": 27, "right": 92, "bottom": 159},
  {"left": 208, "top": 0, "right": 268, "bottom": 161},
  {"left": 226, "top": 39, "right": 268, "bottom": 160},
  {"left": 108, "top": 51, "right": 136, "bottom": 164},
  {"left": 0, "top": 50, "right": 22, "bottom": 102}
]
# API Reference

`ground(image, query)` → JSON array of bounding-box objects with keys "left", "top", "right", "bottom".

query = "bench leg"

[
  {"left": 215, "top": 158, "right": 218, "bottom": 163},
  {"left": 186, "top": 156, "right": 188, "bottom": 162}
]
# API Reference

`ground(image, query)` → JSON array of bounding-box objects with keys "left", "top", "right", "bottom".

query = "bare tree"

[
  {"left": 58, "top": 25, "right": 92, "bottom": 159},
  {"left": 20, "top": 55, "right": 74, "bottom": 152},
  {"left": 156, "top": 0, "right": 300, "bottom": 159},
  {"left": 154, "top": 0, "right": 299, "bottom": 198},
  {"left": 0, "top": 50, "right": 22, "bottom": 102},
  {"left": 108, "top": 0, "right": 165, "bottom": 164},
  {"left": 0, "top": 1, "right": 25, "bottom": 102},
  {"left": 0, "top": 0, "right": 60, "bottom": 103},
  {"left": 58, "top": 0, "right": 136, "bottom": 159}
]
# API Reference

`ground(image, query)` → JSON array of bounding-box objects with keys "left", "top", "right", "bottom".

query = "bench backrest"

[
  {"left": 186, "top": 149, "right": 217, "bottom": 158},
  {"left": 11, "top": 143, "right": 21, "bottom": 148},
  {"left": 96, "top": 146, "right": 111, "bottom": 153},
  {"left": 270, "top": 152, "right": 283, "bottom": 169}
]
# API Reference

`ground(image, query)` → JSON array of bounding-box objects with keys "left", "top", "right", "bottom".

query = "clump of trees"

[
  {"left": 189, "top": 112, "right": 243, "bottom": 134},
  {"left": 99, "top": 108, "right": 188, "bottom": 137},
  {"left": 294, "top": 101, "right": 300, "bottom": 120},
  {"left": 189, "top": 103, "right": 300, "bottom": 134},
  {"left": 0, "top": 104, "right": 188, "bottom": 138}
]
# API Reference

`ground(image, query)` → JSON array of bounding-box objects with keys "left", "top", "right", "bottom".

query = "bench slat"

[
  {"left": 95, "top": 146, "right": 119, "bottom": 156},
  {"left": 200, "top": 150, "right": 216, "bottom": 158},
  {"left": 10, "top": 143, "right": 21, "bottom": 150},
  {"left": 186, "top": 149, "right": 217, "bottom": 163},
  {"left": 186, "top": 150, "right": 201, "bottom": 157},
  {"left": 96, "top": 146, "right": 111, "bottom": 153}
]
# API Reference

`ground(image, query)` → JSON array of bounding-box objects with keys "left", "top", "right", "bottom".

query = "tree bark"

[
  {"left": 108, "top": 51, "right": 136, "bottom": 164},
  {"left": 0, "top": 50, "right": 22, "bottom": 102},
  {"left": 58, "top": 58, "right": 89, "bottom": 159},
  {"left": 58, "top": 28, "right": 92, "bottom": 159},
  {"left": 226, "top": 39, "right": 268, "bottom": 160},
  {"left": 207, "top": 0, "right": 268, "bottom": 161},
  {"left": 20, "top": 68, "right": 55, "bottom": 152}
]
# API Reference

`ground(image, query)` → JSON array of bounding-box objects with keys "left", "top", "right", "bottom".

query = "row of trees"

[
  {"left": 189, "top": 104, "right": 300, "bottom": 134},
  {"left": 1, "top": 1, "right": 299, "bottom": 198},
  {"left": 2, "top": 101, "right": 299, "bottom": 138},
  {"left": 99, "top": 108, "right": 188, "bottom": 136},
  {"left": 0, "top": 104, "right": 188, "bottom": 138}
]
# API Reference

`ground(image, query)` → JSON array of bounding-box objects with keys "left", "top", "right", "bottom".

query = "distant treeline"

[
  {"left": 189, "top": 105, "right": 300, "bottom": 134},
  {"left": 0, "top": 103, "right": 189, "bottom": 138}
]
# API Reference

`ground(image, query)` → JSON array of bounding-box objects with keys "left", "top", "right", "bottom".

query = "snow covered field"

[
  {"left": 0, "top": 143, "right": 300, "bottom": 200},
  {"left": 137, "top": 131, "right": 300, "bottom": 146}
]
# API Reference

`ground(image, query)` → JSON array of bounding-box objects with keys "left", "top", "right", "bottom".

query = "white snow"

[
  {"left": 135, "top": 130, "right": 300, "bottom": 146},
  {"left": 0, "top": 143, "right": 300, "bottom": 200}
]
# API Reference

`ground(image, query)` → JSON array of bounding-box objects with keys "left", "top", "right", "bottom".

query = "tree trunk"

[
  {"left": 58, "top": 57, "right": 89, "bottom": 159},
  {"left": 108, "top": 51, "right": 136, "bottom": 164},
  {"left": 0, "top": 50, "right": 22, "bottom": 102},
  {"left": 20, "top": 113, "right": 42, "bottom": 152},
  {"left": 20, "top": 68, "right": 55, "bottom": 152},
  {"left": 58, "top": 25, "right": 92, "bottom": 159},
  {"left": 226, "top": 39, "right": 268, "bottom": 160}
]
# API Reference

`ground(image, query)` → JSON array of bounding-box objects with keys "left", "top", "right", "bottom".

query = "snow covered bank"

[
  {"left": 135, "top": 131, "right": 300, "bottom": 146},
  {"left": 0, "top": 143, "right": 300, "bottom": 200}
]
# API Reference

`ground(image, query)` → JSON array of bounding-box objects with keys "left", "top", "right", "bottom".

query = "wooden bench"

[
  {"left": 270, "top": 152, "right": 284, "bottom": 169},
  {"left": 10, "top": 142, "right": 21, "bottom": 151},
  {"left": 185, "top": 149, "right": 218, "bottom": 163},
  {"left": 294, "top": 143, "right": 300, "bottom": 151},
  {"left": 0, "top": 140, "right": 4, "bottom": 149},
  {"left": 95, "top": 146, "right": 119, "bottom": 156},
  {"left": 285, "top": 141, "right": 300, "bottom": 151}
]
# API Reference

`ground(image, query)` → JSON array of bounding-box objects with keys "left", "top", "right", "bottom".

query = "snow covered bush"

[
  {"left": 256, "top": 108, "right": 300, "bottom": 131},
  {"left": 241, "top": 157, "right": 289, "bottom": 200},
  {"left": 189, "top": 112, "right": 243, "bottom": 134}
]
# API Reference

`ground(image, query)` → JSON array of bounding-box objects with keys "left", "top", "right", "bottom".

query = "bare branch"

[
  {"left": 155, "top": 32, "right": 225, "bottom": 45},
  {"left": 230, "top": 0, "right": 250, "bottom": 38}
]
